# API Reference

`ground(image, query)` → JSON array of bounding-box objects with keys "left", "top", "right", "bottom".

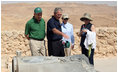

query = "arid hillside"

[{"left": 1, "top": 2, "right": 117, "bottom": 31}]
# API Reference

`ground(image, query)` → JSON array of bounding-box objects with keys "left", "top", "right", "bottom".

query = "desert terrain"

[{"left": 1, "top": 2, "right": 117, "bottom": 72}]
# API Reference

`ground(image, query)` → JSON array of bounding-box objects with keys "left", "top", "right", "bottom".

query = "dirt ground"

[{"left": 95, "top": 56, "right": 117, "bottom": 72}]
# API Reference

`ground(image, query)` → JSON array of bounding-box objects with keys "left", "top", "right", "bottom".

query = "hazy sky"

[{"left": 1, "top": 1, "right": 117, "bottom": 6}]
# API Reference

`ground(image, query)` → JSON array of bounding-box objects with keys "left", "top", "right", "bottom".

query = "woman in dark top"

[{"left": 79, "top": 13, "right": 96, "bottom": 65}]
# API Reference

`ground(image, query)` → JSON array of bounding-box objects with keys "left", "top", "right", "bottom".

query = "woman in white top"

[{"left": 61, "top": 14, "right": 74, "bottom": 56}]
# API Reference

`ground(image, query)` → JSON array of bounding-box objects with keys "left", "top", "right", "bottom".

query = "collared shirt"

[
  {"left": 61, "top": 22, "right": 74, "bottom": 45},
  {"left": 25, "top": 17, "right": 45, "bottom": 40},
  {"left": 47, "top": 16, "right": 62, "bottom": 41}
]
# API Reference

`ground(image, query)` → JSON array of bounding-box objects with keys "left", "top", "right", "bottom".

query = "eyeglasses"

[{"left": 56, "top": 14, "right": 62, "bottom": 17}]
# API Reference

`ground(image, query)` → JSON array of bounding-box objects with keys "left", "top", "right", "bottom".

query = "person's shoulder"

[
  {"left": 89, "top": 23, "right": 93, "bottom": 25},
  {"left": 61, "top": 22, "right": 64, "bottom": 26},
  {"left": 91, "top": 23, "right": 95, "bottom": 27},
  {"left": 81, "top": 24, "right": 84, "bottom": 27},
  {"left": 82, "top": 24, "right": 85, "bottom": 26},
  {"left": 27, "top": 18, "right": 34, "bottom": 24},
  {"left": 89, "top": 23, "right": 94, "bottom": 27},
  {"left": 40, "top": 18, "right": 45, "bottom": 23},
  {"left": 41, "top": 18, "right": 45, "bottom": 21},
  {"left": 67, "top": 22, "right": 73, "bottom": 27},
  {"left": 49, "top": 17, "right": 54, "bottom": 21},
  {"left": 48, "top": 17, "right": 55, "bottom": 23}
]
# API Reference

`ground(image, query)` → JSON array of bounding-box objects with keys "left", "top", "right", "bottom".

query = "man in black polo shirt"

[{"left": 47, "top": 7, "right": 69, "bottom": 57}]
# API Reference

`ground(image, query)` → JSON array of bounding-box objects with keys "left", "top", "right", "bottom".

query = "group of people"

[{"left": 25, "top": 7, "right": 96, "bottom": 66}]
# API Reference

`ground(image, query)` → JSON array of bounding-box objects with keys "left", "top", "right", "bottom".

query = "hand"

[
  {"left": 62, "top": 41, "right": 65, "bottom": 45},
  {"left": 25, "top": 35, "right": 30, "bottom": 40},
  {"left": 82, "top": 29, "right": 87, "bottom": 32},
  {"left": 62, "top": 34, "right": 69, "bottom": 39},
  {"left": 71, "top": 45, "right": 74, "bottom": 49},
  {"left": 27, "top": 37, "right": 30, "bottom": 40},
  {"left": 76, "top": 32, "right": 80, "bottom": 37}
]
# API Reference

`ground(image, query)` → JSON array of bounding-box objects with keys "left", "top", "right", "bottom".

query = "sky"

[{"left": 1, "top": 1, "right": 117, "bottom": 6}]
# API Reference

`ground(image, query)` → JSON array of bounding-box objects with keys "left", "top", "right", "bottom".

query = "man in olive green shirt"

[{"left": 25, "top": 7, "right": 46, "bottom": 56}]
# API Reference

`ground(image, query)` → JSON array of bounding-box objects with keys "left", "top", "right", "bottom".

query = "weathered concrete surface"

[{"left": 12, "top": 54, "right": 96, "bottom": 72}]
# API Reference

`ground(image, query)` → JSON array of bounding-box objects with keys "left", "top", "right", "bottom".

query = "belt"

[
  {"left": 50, "top": 39, "right": 62, "bottom": 42},
  {"left": 30, "top": 38, "right": 44, "bottom": 41}
]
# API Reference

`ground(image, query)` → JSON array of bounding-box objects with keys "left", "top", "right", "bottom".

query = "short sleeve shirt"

[
  {"left": 25, "top": 17, "right": 45, "bottom": 40},
  {"left": 47, "top": 16, "right": 62, "bottom": 41}
]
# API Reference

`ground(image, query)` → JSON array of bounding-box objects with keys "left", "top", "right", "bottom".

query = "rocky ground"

[{"left": 1, "top": 27, "right": 117, "bottom": 72}]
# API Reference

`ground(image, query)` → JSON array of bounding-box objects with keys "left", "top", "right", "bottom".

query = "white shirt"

[{"left": 61, "top": 22, "right": 74, "bottom": 45}]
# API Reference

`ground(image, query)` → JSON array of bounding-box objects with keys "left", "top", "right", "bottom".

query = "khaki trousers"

[
  {"left": 64, "top": 46, "right": 71, "bottom": 56},
  {"left": 29, "top": 39, "right": 46, "bottom": 56}
]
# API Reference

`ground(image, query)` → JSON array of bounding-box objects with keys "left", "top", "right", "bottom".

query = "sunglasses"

[
  {"left": 64, "top": 18, "right": 69, "bottom": 20},
  {"left": 82, "top": 18, "right": 89, "bottom": 21}
]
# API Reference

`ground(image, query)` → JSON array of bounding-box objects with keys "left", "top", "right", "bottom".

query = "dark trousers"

[
  {"left": 81, "top": 47, "right": 94, "bottom": 65},
  {"left": 48, "top": 40, "right": 65, "bottom": 57}
]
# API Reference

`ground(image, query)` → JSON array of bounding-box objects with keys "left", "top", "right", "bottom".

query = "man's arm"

[
  {"left": 52, "top": 28, "right": 69, "bottom": 39},
  {"left": 78, "top": 25, "right": 83, "bottom": 37},
  {"left": 25, "top": 35, "right": 30, "bottom": 40},
  {"left": 25, "top": 21, "right": 30, "bottom": 40},
  {"left": 47, "top": 19, "right": 69, "bottom": 39},
  {"left": 71, "top": 25, "right": 74, "bottom": 49},
  {"left": 78, "top": 31, "right": 83, "bottom": 37}
]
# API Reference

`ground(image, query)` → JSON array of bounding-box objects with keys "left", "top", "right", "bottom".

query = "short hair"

[{"left": 54, "top": 7, "right": 63, "bottom": 13}]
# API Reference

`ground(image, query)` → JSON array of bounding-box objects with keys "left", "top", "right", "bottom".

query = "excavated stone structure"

[{"left": 12, "top": 52, "right": 96, "bottom": 72}]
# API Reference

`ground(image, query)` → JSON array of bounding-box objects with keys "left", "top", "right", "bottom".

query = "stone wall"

[
  {"left": 1, "top": 27, "right": 117, "bottom": 71},
  {"left": 73, "top": 27, "right": 117, "bottom": 58}
]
